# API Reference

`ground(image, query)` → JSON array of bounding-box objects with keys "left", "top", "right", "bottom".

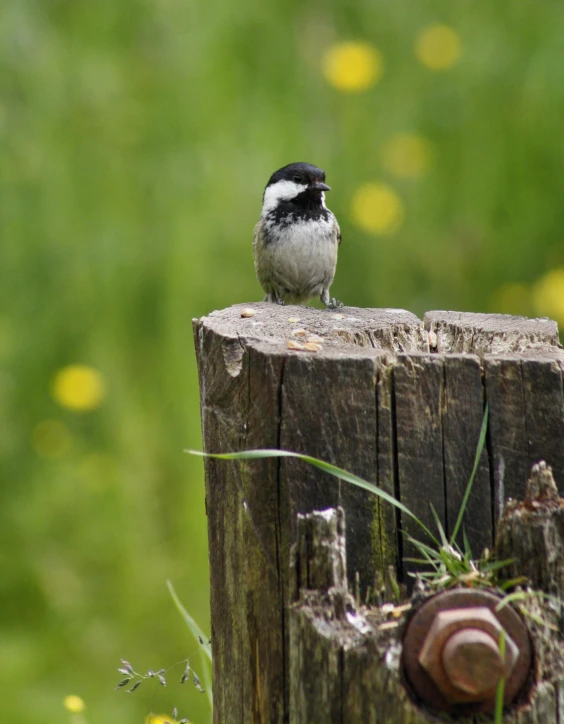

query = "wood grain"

[{"left": 443, "top": 354, "right": 492, "bottom": 553}]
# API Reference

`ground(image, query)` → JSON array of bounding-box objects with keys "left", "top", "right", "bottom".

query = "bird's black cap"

[{"left": 266, "top": 162, "right": 328, "bottom": 189}]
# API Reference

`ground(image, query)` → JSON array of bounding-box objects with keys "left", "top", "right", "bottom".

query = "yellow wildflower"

[
  {"left": 322, "top": 41, "right": 383, "bottom": 92},
  {"left": 415, "top": 24, "right": 461, "bottom": 70},
  {"left": 531, "top": 268, "right": 564, "bottom": 325},
  {"left": 52, "top": 365, "right": 106, "bottom": 412},
  {"left": 63, "top": 695, "right": 85, "bottom": 713},
  {"left": 382, "top": 134, "right": 434, "bottom": 178},
  {"left": 32, "top": 419, "right": 72, "bottom": 458},
  {"left": 351, "top": 183, "right": 405, "bottom": 235},
  {"left": 146, "top": 715, "right": 178, "bottom": 724}
]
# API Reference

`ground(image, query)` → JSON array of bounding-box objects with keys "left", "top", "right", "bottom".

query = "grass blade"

[
  {"left": 479, "top": 558, "right": 516, "bottom": 574},
  {"left": 429, "top": 503, "right": 448, "bottom": 548},
  {"left": 167, "top": 580, "right": 212, "bottom": 664},
  {"left": 498, "top": 576, "right": 528, "bottom": 591},
  {"left": 403, "top": 534, "right": 442, "bottom": 561},
  {"left": 186, "top": 448, "right": 438, "bottom": 545},
  {"left": 167, "top": 581, "right": 213, "bottom": 708},
  {"left": 495, "top": 591, "right": 528, "bottom": 611},
  {"left": 450, "top": 403, "right": 489, "bottom": 545},
  {"left": 462, "top": 528, "right": 473, "bottom": 560},
  {"left": 494, "top": 630, "right": 506, "bottom": 724},
  {"left": 438, "top": 548, "right": 464, "bottom": 576}
]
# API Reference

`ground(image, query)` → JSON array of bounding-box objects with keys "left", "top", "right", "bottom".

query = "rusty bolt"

[
  {"left": 402, "top": 589, "right": 533, "bottom": 714},
  {"left": 418, "top": 606, "right": 519, "bottom": 703},
  {"left": 442, "top": 628, "right": 504, "bottom": 696}
]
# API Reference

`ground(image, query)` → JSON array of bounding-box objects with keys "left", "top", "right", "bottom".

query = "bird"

[{"left": 253, "top": 162, "right": 342, "bottom": 308}]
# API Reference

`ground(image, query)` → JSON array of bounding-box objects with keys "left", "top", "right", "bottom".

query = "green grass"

[
  {"left": 2, "top": 1, "right": 564, "bottom": 722},
  {"left": 187, "top": 404, "right": 514, "bottom": 593}
]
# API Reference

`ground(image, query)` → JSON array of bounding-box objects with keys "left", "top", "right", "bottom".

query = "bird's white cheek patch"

[{"left": 262, "top": 180, "right": 305, "bottom": 214}]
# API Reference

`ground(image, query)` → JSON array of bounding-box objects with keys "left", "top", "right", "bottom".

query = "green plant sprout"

[{"left": 186, "top": 404, "right": 518, "bottom": 591}]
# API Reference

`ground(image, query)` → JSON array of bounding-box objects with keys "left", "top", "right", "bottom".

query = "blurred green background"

[{"left": 2, "top": 1, "right": 564, "bottom": 722}]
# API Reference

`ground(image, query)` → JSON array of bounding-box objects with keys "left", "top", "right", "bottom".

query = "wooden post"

[{"left": 193, "top": 304, "right": 564, "bottom": 724}]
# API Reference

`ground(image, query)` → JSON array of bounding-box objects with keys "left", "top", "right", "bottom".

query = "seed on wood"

[
  {"left": 291, "top": 328, "right": 307, "bottom": 337},
  {"left": 303, "top": 342, "right": 322, "bottom": 352},
  {"left": 287, "top": 340, "right": 305, "bottom": 350},
  {"left": 241, "top": 308, "right": 256, "bottom": 318}
]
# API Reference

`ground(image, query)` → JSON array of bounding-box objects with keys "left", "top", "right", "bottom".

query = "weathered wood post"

[
  {"left": 193, "top": 304, "right": 564, "bottom": 723},
  {"left": 289, "top": 466, "right": 564, "bottom": 724}
]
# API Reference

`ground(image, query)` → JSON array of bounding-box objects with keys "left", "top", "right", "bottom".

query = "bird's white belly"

[{"left": 263, "top": 218, "right": 337, "bottom": 296}]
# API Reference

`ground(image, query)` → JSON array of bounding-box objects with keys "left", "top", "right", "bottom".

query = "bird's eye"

[{"left": 293, "top": 175, "right": 302, "bottom": 183}]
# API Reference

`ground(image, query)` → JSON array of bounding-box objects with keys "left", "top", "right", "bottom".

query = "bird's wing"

[
  {"left": 334, "top": 218, "right": 342, "bottom": 246},
  {"left": 253, "top": 218, "right": 264, "bottom": 250}
]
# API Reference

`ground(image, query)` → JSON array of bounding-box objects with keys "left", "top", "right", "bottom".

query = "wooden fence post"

[{"left": 193, "top": 303, "right": 564, "bottom": 724}]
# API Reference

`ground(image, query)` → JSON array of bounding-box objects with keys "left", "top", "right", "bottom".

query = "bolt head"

[
  {"left": 418, "top": 606, "right": 519, "bottom": 703},
  {"left": 442, "top": 627, "right": 504, "bottom": 696}
]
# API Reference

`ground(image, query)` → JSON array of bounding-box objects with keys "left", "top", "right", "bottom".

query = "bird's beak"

[{"left": 310, "top": 182, "right": 331, "bottom": 192}]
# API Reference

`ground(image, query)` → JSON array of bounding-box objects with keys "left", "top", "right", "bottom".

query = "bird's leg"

[
  {"left": 321, "top": 289, "right": 343, "bottom": 309},
  {"left": 265, "top": 291, "right": 285, "bottom": 305}
]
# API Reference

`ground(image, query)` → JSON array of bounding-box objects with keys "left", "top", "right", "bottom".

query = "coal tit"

[{"left": 253, "top": 162, "right": 342, "bottom": 308}]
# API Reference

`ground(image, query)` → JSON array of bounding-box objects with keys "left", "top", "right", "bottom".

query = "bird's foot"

[
  {"left": 326, "top": 299, "right": 344, "bottom": 310},
  {"left": 265, "top": 293, "right": 286, "bottom": 305}
]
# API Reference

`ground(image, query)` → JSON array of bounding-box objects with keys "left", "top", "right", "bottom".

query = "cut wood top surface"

[
  {"left": 425, "top": 310, "right": 561, "bottom": 355},
  {"left": 195, "top": 303, "right": 562, "bottom": 360}
]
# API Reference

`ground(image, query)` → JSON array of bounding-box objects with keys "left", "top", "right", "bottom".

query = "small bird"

[{"left": 253, "top": 162, "right": 342, "bottom": 308}]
